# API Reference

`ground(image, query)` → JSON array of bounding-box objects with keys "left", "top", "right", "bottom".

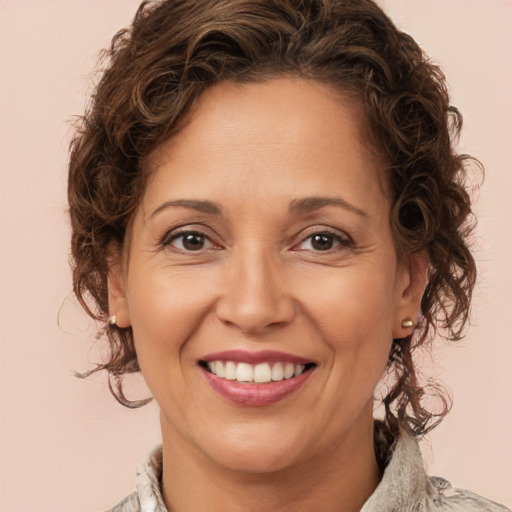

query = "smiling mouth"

[{"left": 199, "top": 360, "right": 316, "bottom": 384}]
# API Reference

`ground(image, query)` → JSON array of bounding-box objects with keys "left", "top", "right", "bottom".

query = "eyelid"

[
  {"left": 292, "top": 226, "right": 353, "bottom": 251},
  {"left": 159, "top": 223, "right": 352, "bottom": 253},
  {"left": 160, "top": 225, "right": 220, "bottom": 251}
]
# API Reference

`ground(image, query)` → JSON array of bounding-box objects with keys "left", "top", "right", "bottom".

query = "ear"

[
  {"left": 107, "top": 247, "right": 131, "bottom": 328},
  {"left": 392, "top": 251, "right": 429, "bottom": 338}
]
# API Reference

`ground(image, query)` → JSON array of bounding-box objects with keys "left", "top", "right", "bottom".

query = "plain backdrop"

[{"left": 0, "top": 1, "right": 511, "bottom": 511}]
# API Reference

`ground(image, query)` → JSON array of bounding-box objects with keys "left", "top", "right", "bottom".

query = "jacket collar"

[{"left": 134, "top": 427, "right": 430, "bottom": 512}]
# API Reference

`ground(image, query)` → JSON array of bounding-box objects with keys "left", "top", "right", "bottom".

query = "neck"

[{"left": 160, "top": 408, "right": 381, "bottom": 512}]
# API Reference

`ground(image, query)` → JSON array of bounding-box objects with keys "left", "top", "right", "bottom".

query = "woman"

[{"left": 67, "top": 1, "right": 510, "bottom": 511}]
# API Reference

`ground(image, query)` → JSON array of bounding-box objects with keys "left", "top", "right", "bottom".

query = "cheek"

[
  {"left": 127, "top": 269, "right": 215, "bottom": 364},
  {"left": 299, "top": 264, "right": 398, "bottom": 338},
  {"left": 126, "top": 271, "right": 219, "bottom": 420},
  {"left": 299, "top": 264, "right": 397, "bottom": 388}
]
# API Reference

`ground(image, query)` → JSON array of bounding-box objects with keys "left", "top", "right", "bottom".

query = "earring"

[
  {"left": 109, "top": 315, "right": 117, "bottom": 326},
  {"left": 401, "top": 318, "right": 414, "bottom": 329}
]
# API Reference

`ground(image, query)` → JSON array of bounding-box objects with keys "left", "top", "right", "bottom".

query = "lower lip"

[{"left": 201, "top": 368, "right": 313, "bottom": 407}]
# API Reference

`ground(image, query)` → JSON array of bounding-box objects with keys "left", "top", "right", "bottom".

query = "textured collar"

[
  {"left": 113, "top": 428, "right": 509, "bottom": 512},
  {"left": 362, "top": 429, "right": 434, "bottom": 511},
  {"left": 131, "top": 431, "right": 427, "bottom": 512},
  {"left": 135, "top": 444, "right": 167, "bottom": 512}
]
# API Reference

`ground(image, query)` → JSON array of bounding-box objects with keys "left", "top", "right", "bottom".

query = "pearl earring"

[
  {"left": 109, "top": 315, "right": 117, "bottom": 326},
  {"left": 401, "top": 318, "right": 414, "bottom": 329}
]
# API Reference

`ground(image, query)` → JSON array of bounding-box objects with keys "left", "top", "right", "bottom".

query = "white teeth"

[
  {"left": 294, "top": 364, "right": 305, "bottom": 377},
  {"left": 215, "top": 361, "right": 225, "bottom": 378},
  {"left": 271, "top": 362, "right": 284, "bottom": 381},
  {"left": 284, "top": 362, "right": 295, "bottom": 379},
  {"left": 224, "top": 361, "right": 237, "bottom": 380},
  {"left": 236, "top": 362, "right": 254, "bottom": 382},
  {"left": 254, "top": 363, "right": 272, "bottom": 383},
  {"left": 205, "top": 360, "right": 309, "bottom": 383}
]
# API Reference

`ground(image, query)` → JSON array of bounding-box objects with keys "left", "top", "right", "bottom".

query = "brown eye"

[
  {"left": 167, "top": 231, "right": 214, "bottom": 252},
  {"left": 182, "top": 233, "right": 205, "bottom": 250},
  {"left": 295, "top": 229, "right": 352, "bottom": 252},
  {"left": 310, "top": 233, "right": 335, "bottom": 251}
]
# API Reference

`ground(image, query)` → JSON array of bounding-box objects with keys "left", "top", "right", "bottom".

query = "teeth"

[
  {"left": 254, "top": 363, "right": 272, "bottom": 383},
  {"left": 215, "top": 361, "right": 225, "bottom": 378},
  {"left": 271, "top": 362, "right": 284, "bottom": 381},
  {"left": 236, "top": 363, "right": 253, "bottom": 382},
  {"left": 205, "top": 360, "right": 309, "bottom": 383},
  {"left": 224, "top": 361, "right": 237, "bottom": 380},
  {"left": 284, "top": 362, "right": 294, "bottom": 379},
  {"left": 294, "top": 364, "right": 305, "bottom": 377}
]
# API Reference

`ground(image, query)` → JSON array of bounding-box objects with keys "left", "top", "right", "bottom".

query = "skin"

[{"left": 109, "top": 78, "right": 426, "bottom": 512}]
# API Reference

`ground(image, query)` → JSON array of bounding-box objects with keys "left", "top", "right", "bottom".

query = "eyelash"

[
  {"left": 293, "top": 228, "right": 353, "bottom": 252},
  {"left": 161, "top": 227, "right": 353, "bottom": 254},
  {"left": 162, "top": 228, "right": 218, "bottom": 252}
]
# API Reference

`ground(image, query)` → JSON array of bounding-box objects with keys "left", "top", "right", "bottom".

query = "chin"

[
  {"left": 201, "top": 422, "right": 313, "bottom": 474},
  {"left": 210, "top": 442, "right": 301, "bottom": 474}
]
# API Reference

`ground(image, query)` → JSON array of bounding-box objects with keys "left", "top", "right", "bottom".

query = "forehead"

[{"left": 143, "top": 78, "right": 387, "bottom": 212}]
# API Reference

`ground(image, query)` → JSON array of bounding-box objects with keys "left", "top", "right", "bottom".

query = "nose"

[{"left": 215, "top": 249, "right": 295, "bottom": 334}]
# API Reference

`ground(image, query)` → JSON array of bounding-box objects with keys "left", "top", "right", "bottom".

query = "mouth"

[
  {"left": 199, "top": 359, "right": 316, "bottom": 384},
  {"left": 198, "top": 350, "right": 317, "bottom": 406}
]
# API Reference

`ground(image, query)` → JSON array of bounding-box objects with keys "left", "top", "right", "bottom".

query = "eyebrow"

[
  {"left": 150, "top": 195, "right": 368, "bottom": 219},
  {"left": 150, "top": 199, "right": 223, "bottom": 218},
  {"left": 289, "top": 196, "right": 369, "bottom": 217}
]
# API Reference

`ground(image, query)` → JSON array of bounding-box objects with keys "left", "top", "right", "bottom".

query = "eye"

[
  {"left": 295, "top": 230, "right": 352, "bottom": 252},
  {"left": 164, "top": 230, "right": 216, "bottom": 252}
]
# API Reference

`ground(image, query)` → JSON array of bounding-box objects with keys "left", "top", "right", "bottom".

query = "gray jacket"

[{"left": 107, "top": 432, "right": 510, "bottom": 512}]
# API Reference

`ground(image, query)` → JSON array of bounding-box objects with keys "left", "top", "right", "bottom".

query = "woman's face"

[{"left": 110, "top": 78, "right": 421, "bottom": 473}]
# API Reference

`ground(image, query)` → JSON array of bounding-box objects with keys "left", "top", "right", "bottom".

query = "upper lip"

[{"left": 199, "top": 349, "right": 312, "bottom": 365}]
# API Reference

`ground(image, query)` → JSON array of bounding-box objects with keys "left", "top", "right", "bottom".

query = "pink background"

[{"left": 0, "top": 1, "right": 510, "bottom": 511}]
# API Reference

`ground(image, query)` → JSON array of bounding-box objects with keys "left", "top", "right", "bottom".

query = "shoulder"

[
  {"left": 104, "top": 445, "right": 167, "bottom": 512},
  {"left": 363, "top": 425, "right": 510, "bottom": 512},
  {"left": 428, "top": 476, "right": 511, "bottom": 512},
  {"left": 105, "top": 491, "right": 141, "bottom": 512}
]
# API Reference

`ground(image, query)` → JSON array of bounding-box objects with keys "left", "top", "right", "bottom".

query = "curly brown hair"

[{"left": 68, "top": 0, "right": 477, "bottom": 437}]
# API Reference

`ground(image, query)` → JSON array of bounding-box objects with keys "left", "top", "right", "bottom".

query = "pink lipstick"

[{"left": 199, "top": 350, "right": 315, "bottom": 407}]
